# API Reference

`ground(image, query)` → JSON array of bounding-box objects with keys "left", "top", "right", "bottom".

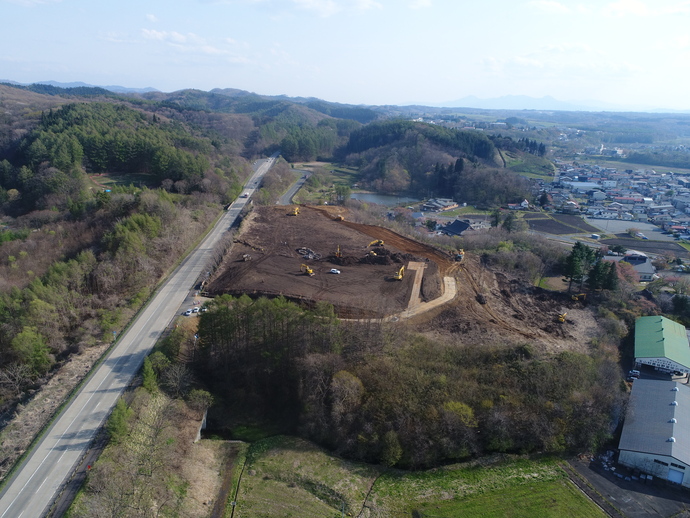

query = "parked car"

[
  {"left": 192, "top": 307, "right": 200, "bottom": 313},
  {"left": 329, "top": 269, "right": 341, "bottom": 274},
  {"left": 184, "top": 309, "right": 193, "bottom": 316}
]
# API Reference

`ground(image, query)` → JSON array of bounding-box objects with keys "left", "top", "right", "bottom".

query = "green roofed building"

[{"left": 635, "top": 316, "right": 690, "bottom": 374}]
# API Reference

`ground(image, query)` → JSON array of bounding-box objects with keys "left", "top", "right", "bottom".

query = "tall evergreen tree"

[
  {"left": 564, "top": 242, "right": 596, "bottom": 291},
  {"left": 587, "top": 260, "right": 607, "bottom": 291},
  {"left": 603, "top": 262, "right": 619, "bottom": 291}
]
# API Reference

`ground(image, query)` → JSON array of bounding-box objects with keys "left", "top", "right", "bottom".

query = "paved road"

[
  {"left": 0, "top": 155, "right": 277, "bottom": 518},
  {"left": 278, "top": 170, "right": 309, "bottom": 205}
]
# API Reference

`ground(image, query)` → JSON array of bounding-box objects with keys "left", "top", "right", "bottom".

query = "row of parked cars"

[
  {"left": 626, "top": 369, "right": 640, "bottom": 382},
  {"left": 184, "top": 306, "right": 207, "bottom": 316}
]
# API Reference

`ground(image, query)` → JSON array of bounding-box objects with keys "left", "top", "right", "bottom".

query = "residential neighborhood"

[{"left": 542, "top": 161, "right": 690, "bottom": 238}]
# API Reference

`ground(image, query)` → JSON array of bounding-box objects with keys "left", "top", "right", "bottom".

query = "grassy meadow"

[{"left": 231, "top": 436, "right": 605, "bottom": 518}]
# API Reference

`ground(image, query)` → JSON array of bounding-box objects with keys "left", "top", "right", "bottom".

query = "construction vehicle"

[
  {"left": 368, "top": 250, "right": 378, "bottom": 257},
  {"left": 300, "top": 264, "right": 315, "bottom": 276},
  {"left": 571, "top": 293, "right": 586, "bottom": 302},
  {"left": 335, "top": 245, "right": 342, "bottom": 258},
  {"left": 290, "top": 206, "right": 300, "bottom": 216},
  {"left": 368, "top": 239, "right": 384, "bottom": 247},
  {"left": 454, "top": 249, "right": 465, "bottom": 262},
  {"left": 557, "top": 312, "right": 567, "bottom": 323},
  {"left": 334, "top": 215, "right": 344, "bottom": 221},
  {"left": 242, "top": 254, "right": 252, "bottom": 261},
  {"left": 393, "top": 265, "right": 405, "bottom": 281}
]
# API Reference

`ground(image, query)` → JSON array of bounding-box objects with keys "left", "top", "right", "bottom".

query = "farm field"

[
  {"left": 601, "top": 235, "right": 690, "bottom": 259},
  {"left": 411, "top": 479, "right": 604, "bottom": 517},
  {"left": 232, "top": 436, "right": 605, "bottom": 518},
  {"left": 88, "top": 172, "right": 156, "bottom": 189},
  {"left": 524, "top": 213, "right": 599, "bottom": 235}
]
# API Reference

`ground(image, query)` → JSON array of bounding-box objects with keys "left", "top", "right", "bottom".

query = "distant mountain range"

[
  {"left": 3, "top": 79, "right": 688, "bottom": 113},
  {"left": 426, "top": 95, "right": 684, "bottom": 113},
  {"left": 0, "top": 79, "right": 159, "bottom": 94}
]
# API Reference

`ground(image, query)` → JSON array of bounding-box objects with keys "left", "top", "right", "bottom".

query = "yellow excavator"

[
  {"left": 557, "top": 312, "right": 567, "bottom": 323},
  {"left": 368, "top": 239, "right": 384, "bottom": 247},
  {"left": 290, "top": 206, "right": 300, "bottom": 216},
  {"left": 571, "top": 293, "right": 586, "bottom": 302},
  {"left": 300, "top": 264, "right": 315, "bottom": 276},
  {"left": 335, "top": 245, "right": 342, "bottom": 258},
  {"left": 393, "top": 265, "right": 405, "bottom": 281},
  {"left": 454, "top": 249, "right": 465, "bottom": 262},
  {"left": 334, "top": 215, "right": 345, "bottom": 221}
]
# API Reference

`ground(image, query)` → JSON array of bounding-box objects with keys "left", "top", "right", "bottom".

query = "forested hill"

[
  {"left": 1, "top": 102, "right": 245, "bottom": 212},
  {"left": 338, "top": 120, "right": 530, "bottom": 204},
  {"left": 140, "top": 88, "right": 365, "bottom": 161},
  {"left": 207, "top": 88, "right": 378, "bottom": 124},
  {"left": 343, "top": 120, "right": 496, "bottom": 159}
]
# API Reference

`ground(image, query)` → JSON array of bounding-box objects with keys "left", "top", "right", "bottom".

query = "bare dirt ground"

[
  {"left": 207, "top": 206, "right": 448, "bottom": 318},
  {"left": 416, "top": 255, "right": 601, "bottom": 354},
  {"left": 602, "top": 236, "right": 690, "bottom": 259},
  {"left": 208, "top": 206, "right": 600, "bottom": 354}
]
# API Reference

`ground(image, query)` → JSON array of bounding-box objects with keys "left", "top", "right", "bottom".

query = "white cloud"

[
  {"left": 655, "top": 34, "right": 690, "bottom": 50},
  {"left": 353, "top": 0, "right": 382, "bottom": 10},
  {"left": 665, "top": 2, "right": 690, "bottom": 14},
  {"left": 291, "top": 0, "right": 340, "bottom": 16},
  {"left": 146, "top": 14, "right": 158, "bottom": 22},
  {"left": 141, "top": 29, "right": 205, "bottom": 45},
  {"left": 575, "top": 4, "right": 592, "bottom": 14},
  {"left": 602, "top": 0, "right": 651, "bottom": 17},
  {"left": 483, "top": 43, "right": 642, "bottom": 80},
  {"left": 102, "top": 32, "right": 138, "bottom": 44},
  {"left": 409, "top": 0, "right": 431, "bottom": 8},
  {"left": 287, "top": 0, "right": 382, "bottom": 17},
  {"left": 601, "top": 0, "right": 690, "bottom": 16},
  {"left": 527, "top": 0, "right": 571, "bottom": 14},
  {"left": 540, "top": 42, "right": 593, "bottom": 54},
  {"left": 2, "top": 0, "right": 61, "bottom": 5},
  {"left": 140, "top": 29, "right": 250, "bottom": 63}
]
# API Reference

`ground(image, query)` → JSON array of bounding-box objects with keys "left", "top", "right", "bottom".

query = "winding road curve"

[{"left": 0, "top": 156, "right": 277, "bottom": 518}]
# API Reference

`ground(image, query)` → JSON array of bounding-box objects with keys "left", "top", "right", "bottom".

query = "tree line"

[
  {"left": 194, "top": 294, "right": 624, "bottom": 469},
  {"left": 0, "top": 187, "right": 218, "bottom": 414}
]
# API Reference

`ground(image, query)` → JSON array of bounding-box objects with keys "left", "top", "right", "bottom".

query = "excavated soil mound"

[
  {"left": 206, "top": 206, "right": 447, "bottom": 317},
  {"left": 414, "top": 257, "right": 602, "bottom": 354}
]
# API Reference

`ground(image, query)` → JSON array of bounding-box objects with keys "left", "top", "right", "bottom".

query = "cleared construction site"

[
  {"left": 206, "top": 205, "right": 600, "bottom": 353},
  {"left": 206, "top": 205, "right": 450, "bottom": 318}
]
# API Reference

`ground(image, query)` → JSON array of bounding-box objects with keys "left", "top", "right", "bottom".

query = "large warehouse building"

[
  {"left": 635, "top": 316, "right": 690, "bottom": 374},
  {"left": 619, "top": 379, "right": 690, "bottom": 486}
]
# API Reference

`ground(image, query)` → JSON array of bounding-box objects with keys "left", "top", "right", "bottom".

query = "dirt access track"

[
  {"left": 207, "top": 206, "right": 600, "bottom": 354},
  {"left": 207, "top": 206, "right": 455, "bottom": 318}
]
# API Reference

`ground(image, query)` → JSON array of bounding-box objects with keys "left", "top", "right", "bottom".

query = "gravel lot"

[{"left": 584, "top": 218, "right": 676, "bottom": 242}]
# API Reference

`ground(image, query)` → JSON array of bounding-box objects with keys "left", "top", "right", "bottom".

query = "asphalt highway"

[
  {"left": 0, "top": 155, "right": 276, "bottom": 518},
  {"left": 278, "top": 170, "right": 310, "bottom": 205}
]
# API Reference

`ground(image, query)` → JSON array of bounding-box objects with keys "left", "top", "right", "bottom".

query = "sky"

[{"left": 2, "top": 0, "right": 690, "bottom": 110}]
